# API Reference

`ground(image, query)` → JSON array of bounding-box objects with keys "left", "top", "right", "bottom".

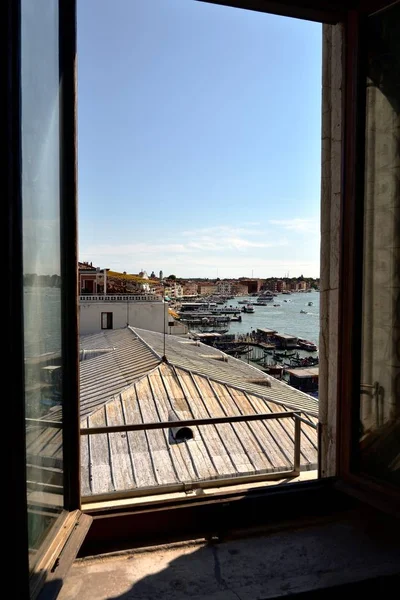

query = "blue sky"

[{"left": 78, "top": 0, "right": 322, "bottom": 278}]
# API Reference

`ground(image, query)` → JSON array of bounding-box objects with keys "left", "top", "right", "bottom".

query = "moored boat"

[
  {"left": 298, "top": 338, "right": 318, "bottom": 351},
  {"left": 241, "top": 303, "right": 255, "bottom": 313}
]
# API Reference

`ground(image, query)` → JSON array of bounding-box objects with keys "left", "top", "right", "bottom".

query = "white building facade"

[
  {"left": 79, "top": 295, "right": 188, "bottom": 336},
  {"left": 216, "top": 280, "right": 234, "bottom": 296},
  {"left": 164, "top": 282, "right": 183, "bottom": 299}
]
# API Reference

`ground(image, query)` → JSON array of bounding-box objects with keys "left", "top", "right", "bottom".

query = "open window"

[
  {"left": 6, "top": 2, "right": 90, "bottom": 599},
  {"left": 6, "top": 1, "right": 399, "bottom": 599},
  {"left": 337, "top": 1, "right": 400, "bottom": 507}
]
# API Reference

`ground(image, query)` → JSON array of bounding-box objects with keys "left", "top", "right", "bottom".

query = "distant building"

[
  {"left": 198, "top": 282, "right": 217, "bottom": 296},
  {"left": 239, "top": 279, "right": 263, "bottom": 294},
  {"left": 182, "top": 282, "right": 198, "bottom": 296},
  {"left": 276, "top": 280, "right": 286, "bottom": 292},
  {"left": 131, "top": 271, "right": 151, "bottom": 292},
  {"left": 216, "top": 280, "right": 233, "bottom": 296},
  {"left": 233, "top": 283, "right": 249, "bottom": 296},
  {"left": 78, "top": 263, "right": 109, "bottom": 295},
  {"left": 263, "top": 280, "right": 278, "bottom": 293},
  {"left": 164, "top": 281, "right": 183, "bottom": 299},
  {"left": 286, "top": 281, "right": 298, "bottom": 292},
  {"left": 159, "top": 270, "right": 163, "bottom": 280}
]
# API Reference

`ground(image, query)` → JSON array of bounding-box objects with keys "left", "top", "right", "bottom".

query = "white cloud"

[
  {"left": 182, "top": 224, "right": 264, "bottom": 237},
  {"left": 82, "top": 225, "right": 288, "bottom": 257},
  {"left": 82, "top": 242, "right": 191, "bottom": 257},
  {"left": 79, "top": 222, "right": 320, "bottom": 278},
  {"left": 186, "top": 237, "right": 285, "bottom": 251},
  {"left": 268, "top": 218, "right": 319, "bottom": 235}
]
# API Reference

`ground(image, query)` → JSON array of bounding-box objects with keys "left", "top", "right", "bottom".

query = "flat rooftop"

[{"left": 286, "top": 367, "right": 319, "bottom": 378}]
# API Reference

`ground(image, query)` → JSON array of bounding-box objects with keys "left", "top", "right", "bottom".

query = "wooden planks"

[
  {"left": 120, "top": 386, "right": 158, "bottom": 489},
  {"left": 149, "top": 367, "right": 197, "bottom": 483},
  {"left": 243, "top": 392, "right": 294, "bottom": 468},
  {"left": 262, "top": 399, "right": 318, "bottom": 468},
  {"left": 212, "top": 381, "right": 277, "bottom": 472},
  {"left": 80, "top": 419, "right": 92, "bottom": 496},
  {"left": 135, "top": 376, "right": 179, "bottom": 486},
  {"left": 81, "top": 362, "right": 318, "bottom": 497},
  {"left": 167, "top": 368, "right": 222, "bottom": 480},
  {"left": 181, "top": 369, "right": 254, "bottom": 476},
  {"left": 87, "top": 407, "right": 114, "bottom": 495},
  {"left": 199, "top": 377, "right": 257, "bottom": 474},
  {"left": 105, "top": 397, "right": 136, "bottom": 491},
  {"left": 228, "top": 387, "right": 292, "bottom": 471}
]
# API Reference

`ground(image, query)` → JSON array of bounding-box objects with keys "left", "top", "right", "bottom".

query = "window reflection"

[
  {"left": 359, "top": 5, "right": 400, "bottom": 487},
  {"left": 21, "top": 0, "right": 64, "bottom": 568}
]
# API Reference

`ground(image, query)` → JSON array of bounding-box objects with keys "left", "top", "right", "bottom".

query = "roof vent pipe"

[{"left": 168, "top": 410, "right": 194, "bottom": 442}]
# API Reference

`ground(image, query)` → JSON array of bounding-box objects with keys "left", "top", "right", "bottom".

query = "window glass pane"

[
  {"left": 21, "top": 0, "right": 64, "bottom": 568},
  {"left": 359, "top": 5, "right": 400, "bottom": 487}
]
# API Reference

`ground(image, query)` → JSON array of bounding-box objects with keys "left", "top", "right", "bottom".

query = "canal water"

[
  {"left": 226, "top": 291, "right": 320, "bottom": 346},
  {"left": 224, "top": 292, "right": 320, "bottom": 388}
]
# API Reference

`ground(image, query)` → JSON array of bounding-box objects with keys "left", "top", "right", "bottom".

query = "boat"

[
  {"left": 298, "top": 338, "right": 318, "bottom": 351},
  {"left": 307, "top": 301, "right": 313, "bottom": 306},
  {"left": 254, "top": 296, "right": 273, "bottom": 305},
  {"left": 274, "top": 349, "right": 298, "bottom": 357},
  {"left": 300, "top": 309, "right": 308, "bottom": 314},
  {"left": 237, "top": 299, "right": 248, "bottom": 304},
  {"left": 241, "top": 304, "right": 255, "bottom": 313}
]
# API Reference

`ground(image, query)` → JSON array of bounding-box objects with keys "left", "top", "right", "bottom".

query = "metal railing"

[
  {"left": 26, "top": 411, "right": 317, "bottom": 500},
  {"left": 79, "top": 411, "right": 308, "bottom": 501},
  {"left": 79, "top": 294, "right": 162, "bottom": 302}
]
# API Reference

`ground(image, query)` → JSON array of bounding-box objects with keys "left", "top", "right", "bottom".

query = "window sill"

[{"left": 59, "top": 504, "right": 400, "bottom": 600}]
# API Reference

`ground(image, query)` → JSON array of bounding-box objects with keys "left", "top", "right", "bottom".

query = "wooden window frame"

[
  {"left": 336, "top": 3, "right": 400, "bottom": 514},
  {"left": 79, "top": 0, "right": 399, "bottom": 521},
  {"left": 5, "top": 2, "right": 90, "bottom": 599},
  {"left": 6, "top": 0, "right": 399, "bottom": 596}
]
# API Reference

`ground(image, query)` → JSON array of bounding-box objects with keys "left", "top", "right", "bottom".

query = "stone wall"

[{"left": 319, "top": 23, "right": 343, "bottom": 477}]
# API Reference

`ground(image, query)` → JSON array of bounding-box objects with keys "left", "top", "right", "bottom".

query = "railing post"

[{"left": 294, "top": 415, "right": 301, "bottom": 475}]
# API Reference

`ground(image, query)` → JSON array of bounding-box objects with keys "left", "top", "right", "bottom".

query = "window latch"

[{"left": 360, "top": 381, "right": 382, "bottom": 399}]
